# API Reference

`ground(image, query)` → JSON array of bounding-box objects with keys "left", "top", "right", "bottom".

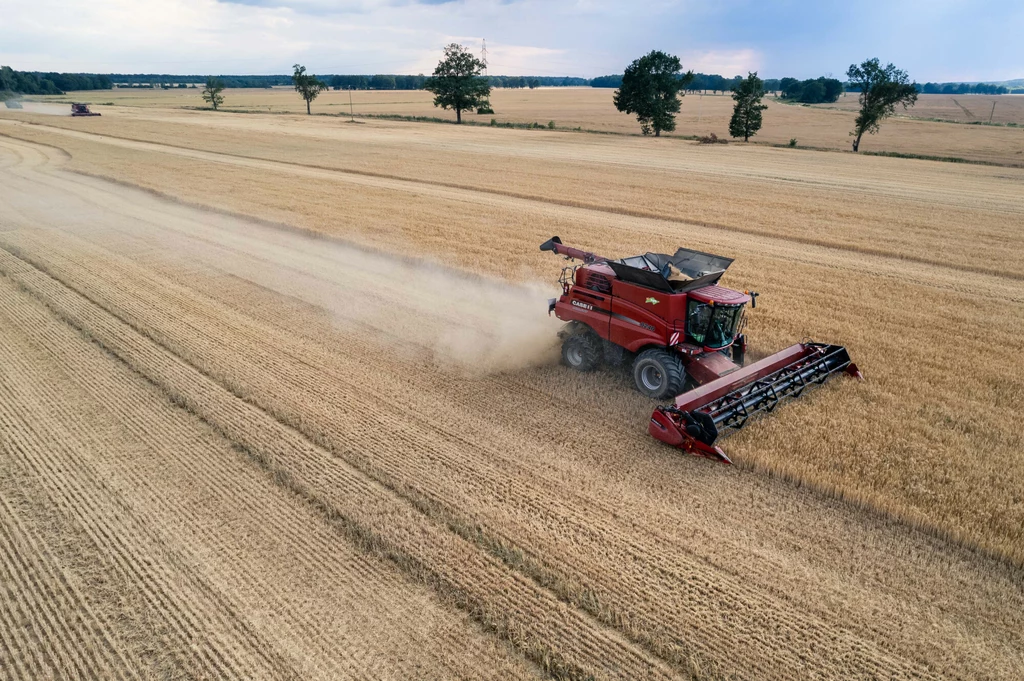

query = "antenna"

[{"left": 481, "top": 39, "right": 488, "bottom": 76}]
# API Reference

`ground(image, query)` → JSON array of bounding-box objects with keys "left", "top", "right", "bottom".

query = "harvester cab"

[{"left": 541, "top": 236, "right": 861, "bottom": 463}]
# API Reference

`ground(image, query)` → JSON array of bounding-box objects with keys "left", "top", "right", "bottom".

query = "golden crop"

[{"left": 0, "top": 102, "right": 1021, "bottom": 680}]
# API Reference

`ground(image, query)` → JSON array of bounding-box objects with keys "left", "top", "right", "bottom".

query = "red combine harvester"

[
  {"left": 71, "top": 103, "right": 100, "bottom": 117},
  {"left": 541, "top": 236, "right": 861, "bottom": 463}
]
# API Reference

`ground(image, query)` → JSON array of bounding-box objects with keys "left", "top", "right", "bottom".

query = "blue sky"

[{"left": 1, "top": 0, "right": 1020, "bottom": 81}]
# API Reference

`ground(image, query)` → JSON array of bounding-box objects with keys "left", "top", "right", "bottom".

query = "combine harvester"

[
  {"left": 71, "top": 103, "right": 100, "bottom": 117},
  {"left": 541, "top": 236, "right": 861, "bottom": 464}
]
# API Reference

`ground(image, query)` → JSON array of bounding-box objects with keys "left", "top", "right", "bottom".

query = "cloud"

[
  {"left": 215, "top": 0, "right": 459, "bottom": 13},
  {"left": 0, "top": 0, "right": 1021, "bottom": 80},
  {"left": 681, "top": 49, "right": 760, "bottom": 78}
]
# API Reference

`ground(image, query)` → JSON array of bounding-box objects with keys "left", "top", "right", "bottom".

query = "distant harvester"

[{"left": 71, "top": 103, "right": 100, "bottom": 117}]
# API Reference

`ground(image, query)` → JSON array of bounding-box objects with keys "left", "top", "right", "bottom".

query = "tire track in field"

[
  {"left": 0, "top": 249, "right": 684, "bottom": 681},
  {"left": 6, "top": 224, "right": 1008, "bottom": 681},
  {"left": 41, "top": 225, "right": 1024, "bottom": 680},
  {"left": 4, "top": 135, "right": 1022, "bottom": 678},
  {"left": 4, "top": 131, "right": 1024, "bottom": 315},
  {"left": 9, "top": 128, "right": 1024, "bottom": 307},
  {"left": 3, "top": 120, "right": 1024, "bottom": 284},
  {"left": 0, "top": 303, "right": 298, "bottom": 680},
  {"left": 0, "top": 496, "right": 135, "bottom": 681},
  {"left": 0, "top": 274, "right": 548, "bottom": 681},
  {"left": 6, "top": 159, "right": 1023, "bottom": 680},
  {"left": 9, "top": 114, "right": 1024, "bottom": 215},
  {"left": 0, "top": 230, "right": 959, "bottom": 679}
]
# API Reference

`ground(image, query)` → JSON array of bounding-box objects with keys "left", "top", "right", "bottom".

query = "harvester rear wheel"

[
  {"left": 632, "top": 349, "right": 686, "bottom": 400},
  {"left": 562, "top": 333, "right": 601, "bottom": 372}
]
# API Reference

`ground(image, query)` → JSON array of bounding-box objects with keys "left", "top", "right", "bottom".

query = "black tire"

[
  {"left": 562, "top": 333, "right": 601, "bottom": 372},
  {"left": 632, "top": 348, "right": 686, "bottom": 399}
]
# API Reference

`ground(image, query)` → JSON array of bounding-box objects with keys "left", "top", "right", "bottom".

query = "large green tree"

[
  {"left": 201, "top": 77, "right": 225, "bottom": 111},
  {"left": 613, "top": 51, "right": 693, "bottom": 136},
  {"left": 292, "top": 64, "right": 327, "bottom": 115},
  {"left": 423, "top": 44, "right": 490, "bottom": 123},
  {"left": 729, "top": 72, "right": 767, "bottom": 142},
  {"left": 846, "top": 58, "right": 918, "bottom": 151},
  {"left": 0, "top": 66, "right": 16, "bottom": 93}
]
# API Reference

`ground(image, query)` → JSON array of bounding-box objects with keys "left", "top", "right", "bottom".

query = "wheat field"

[
  {"left": 0, "top": 101, "right": 1022, "bottom": 680},
  {"left": 32, "top": 86, "right": 1024, "bottom": 164}
]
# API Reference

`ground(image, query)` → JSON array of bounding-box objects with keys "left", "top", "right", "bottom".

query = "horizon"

[{"left": 7, "top": 71, "right": 1024, "bottom": 87}]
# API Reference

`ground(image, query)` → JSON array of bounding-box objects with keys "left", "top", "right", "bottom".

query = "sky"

[{"left": 1, "top": 0, "right": 1021, "bottom": 81}]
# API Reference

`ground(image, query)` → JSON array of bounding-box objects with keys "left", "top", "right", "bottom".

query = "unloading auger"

[{"left": 541, "top": 236, "right": 862, "bottom": 464}]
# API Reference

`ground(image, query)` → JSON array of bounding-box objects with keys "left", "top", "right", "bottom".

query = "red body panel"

[
  {"left": 673, "top": 344, "right": 809, "bottom": 410},
  {"left": 686, "top": 351, "right": 742, "bottom": 385},
  {"left": 552, "top": 263, "right": 751, "bottom": 370}
]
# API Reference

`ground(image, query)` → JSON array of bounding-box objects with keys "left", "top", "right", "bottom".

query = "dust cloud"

[
  {"left": 206, "top": 231, "right": 566, "bottom": 374},
  {"left": 0, "top": 156, "right": 563, "bottom": 374},
  {"left": 15, "top": 102, "right": 74, "bottom": 116}
]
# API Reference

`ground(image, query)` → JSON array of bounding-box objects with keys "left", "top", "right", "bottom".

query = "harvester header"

[{"left": 541, "top": 236, "right": 861, "bottom": 463}]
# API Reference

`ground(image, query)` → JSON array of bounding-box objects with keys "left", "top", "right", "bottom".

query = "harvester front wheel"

[
  {"left": 562, "top": 333, "right": 601, "bottom": 372},
  {"left": 632, "top": 349, "right": 686, "bottom": 400}
]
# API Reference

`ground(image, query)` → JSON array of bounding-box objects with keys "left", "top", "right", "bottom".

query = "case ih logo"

[{"left": 571, "top": 300, "right": 594, "bottom": 311}]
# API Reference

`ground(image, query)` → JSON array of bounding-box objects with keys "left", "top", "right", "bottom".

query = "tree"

[
  {"left": 201, "top": 77, "right": 225, "bottom": 111},
  {"left": 0, "top": 66, "right": 15, "bottom": 93},
  {"left": 801, "top": 79, "right": 826, "bottom": 104},
  {"left": 778, "top": 76, "right": 843, "bottom": 103},
  {"left": 729, "top": 72, "right": 767, "bottom": 142},
  {"left": 590, "top": 75, "right": 623, "bottom": 88},
  {"left": 369, "top": 74, "right": 396, "bottom": 90},
  {"left": 821, "top": 77, "right": 844, "bottom": 102},
  {"left": 846, "top": 58, "right": 918, "bottom": 152},
  {"left": 292, "top": 64, "right": 327, "bottom": 115},
  {"left": 423, "top": 44, "right": 490, "bottom": 123},
  {"left": 613, "top": 51, "right": 694, "bottom": 136}
]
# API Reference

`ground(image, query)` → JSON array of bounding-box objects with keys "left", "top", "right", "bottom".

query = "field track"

[{"left": 1, "top": 131, "right": 1023, "bottom": 680}]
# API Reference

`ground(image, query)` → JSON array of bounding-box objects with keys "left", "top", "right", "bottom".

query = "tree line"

[
  {"left": 0, "top": 66, "right": 112, "bottom": 95},
  {"left": 606, "top": 50, "right": 916, "bottom": 151},
  {"left": 917, "top": 82, "right": 1010, "bottom": 95},
  {"left": 778, "top": 77, "right": 844, "bottom": 103},
  {"left": 4, "top": 64, "right": 1017, "bottom": 98},
  {"left": 327, "top": 74, "right": 586, "bottom": 90},
  {"left": 596, "top": 72, "right": 1018, "bottom": 98},
  {"left": 203, "top": 48, "right": 922, "bottom": 154}
]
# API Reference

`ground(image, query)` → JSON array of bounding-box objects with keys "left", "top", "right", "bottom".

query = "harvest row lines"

[
  {"left": 0, "top": 244, "right": 680, "bottom": 680},
  {"left": 0, "top": 228, "right": 953, "bottom": 680}
]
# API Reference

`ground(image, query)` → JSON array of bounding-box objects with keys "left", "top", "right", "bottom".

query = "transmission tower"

[{"left": 481, "top": 39, "right": 488, "bottom": 76}]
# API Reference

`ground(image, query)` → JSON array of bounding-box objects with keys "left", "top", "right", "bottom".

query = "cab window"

[{"left": 687, "top": 300, "right": 712, "bottom": 344}]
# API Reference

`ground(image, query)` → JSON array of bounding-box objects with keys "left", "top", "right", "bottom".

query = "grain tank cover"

[
  {"left": 606, "top": 259, "right": 675, "bottom": 292},
  {"left": 649, "top": 248, "right": 734, "bottom": 279},
  {"left": 608, "top": 247, "right": 734, "bottom": 293}
]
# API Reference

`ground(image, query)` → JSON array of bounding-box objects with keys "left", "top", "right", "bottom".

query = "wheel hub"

[{"left": 641, "top": 365, "right": 663, "bottom": 391}]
